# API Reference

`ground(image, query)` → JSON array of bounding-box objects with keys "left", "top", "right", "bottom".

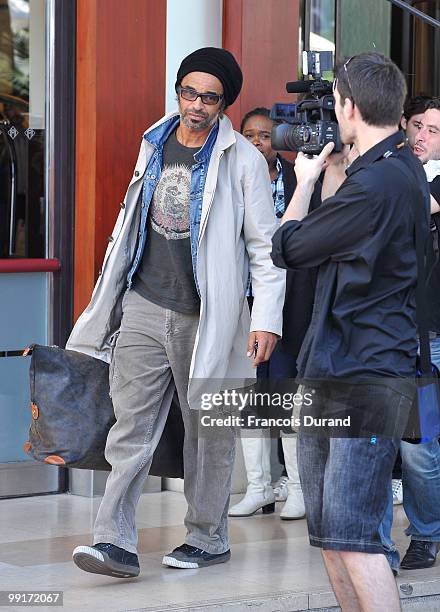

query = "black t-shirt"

[
  {"left": 133, "top": 130, "right": 200, "bottom": 313},
  {"left": 427, "top": 175, "right": 440, "bottom": 332}
]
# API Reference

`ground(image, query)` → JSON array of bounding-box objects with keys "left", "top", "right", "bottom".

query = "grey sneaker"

[
  {"left": 72, "top": 543, "right": 140, "bottom": 578},
  {"left": 162, "top": 544, "right": 231, "bottom": 569}
]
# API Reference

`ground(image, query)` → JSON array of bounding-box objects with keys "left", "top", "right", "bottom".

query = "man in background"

[{"left": 380, "top": 96, "right": 440, "bottom": 572}]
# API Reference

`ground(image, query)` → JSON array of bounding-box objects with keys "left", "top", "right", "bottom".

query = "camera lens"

[{"left": 271, "top": 121, "right": 332, "bottom": 153}]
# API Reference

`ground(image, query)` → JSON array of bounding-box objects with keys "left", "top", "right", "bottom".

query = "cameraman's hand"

[{"left": 294, "top": 141, "right": 335, "bottom": 186}]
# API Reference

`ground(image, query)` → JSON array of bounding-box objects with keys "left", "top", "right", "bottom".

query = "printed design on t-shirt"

[{"left": 150, "top": 163, "right": 191, "bottom": 240}]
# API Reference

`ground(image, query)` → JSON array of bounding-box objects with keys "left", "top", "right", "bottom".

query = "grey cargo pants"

[{"left": 93, "top": 289, "right": 236, "bottom": 555}]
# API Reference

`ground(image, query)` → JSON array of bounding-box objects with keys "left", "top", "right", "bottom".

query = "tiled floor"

[{"left": 0, "top": 491, "right": 439, "bottom": 611}]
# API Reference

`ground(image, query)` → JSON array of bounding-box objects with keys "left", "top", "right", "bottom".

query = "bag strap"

[
  {"left": 415, "top": 195, "right": 432, "bottom": 376},
  {"left": 387, "top": 154, "right": 432, "bottom": 376}
]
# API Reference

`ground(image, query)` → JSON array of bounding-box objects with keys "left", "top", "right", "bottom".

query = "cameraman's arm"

[
  {"left": 272, "top": 178, "right": 369, "bottom": 270},
  {"left": 281, "top": 142, "right": 335, "bottom": 224},
  {"left": 281, "top": 181, "right": 315, "bottom": 223},
  {"left": 431, "top": 195, "right": 440, "bottom": 215}
]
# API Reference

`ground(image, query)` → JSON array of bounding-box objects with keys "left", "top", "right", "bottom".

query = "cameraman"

[{"left": 271, "top": 53, "right": 430, "bottom": 612}]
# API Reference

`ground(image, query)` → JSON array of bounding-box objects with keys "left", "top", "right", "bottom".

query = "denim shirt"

[{"left": 126, "top": 116, "right": 219, "bottom": 293}]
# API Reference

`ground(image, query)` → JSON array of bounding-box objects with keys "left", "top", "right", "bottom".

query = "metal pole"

[
  {"left": 0, "top": 121, "right": 18, "bottom": 256},
  {"left": 386, "top": 0, "right": 440, "bottom": 30},
  {"left": 401, "top": 2, "right": 412, "bottom": 90}
]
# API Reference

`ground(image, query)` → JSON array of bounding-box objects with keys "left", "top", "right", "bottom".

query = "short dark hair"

[
  {"left": 426, "top": 97, "right": 440, "bottom": 112},
  {"left": 336, "top": 52, "right": 407, "bottom": 127},
  {"left": 240, "top": 107, "right": 271, "bottom": 133},
  {"left": 403, "top": 94, "right": 432, "bottom": 120}
]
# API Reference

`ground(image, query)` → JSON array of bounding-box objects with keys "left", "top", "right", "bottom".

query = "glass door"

[{"left": 0, "top": 0, "right": 59, "bottom": 497}]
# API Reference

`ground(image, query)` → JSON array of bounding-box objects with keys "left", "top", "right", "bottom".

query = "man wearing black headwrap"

[
  {"left": 175, "top": 46, "right": 243, "bottom": 109},
  {"left": 71, "top": 47, "right": 285, "bottom": 576}
]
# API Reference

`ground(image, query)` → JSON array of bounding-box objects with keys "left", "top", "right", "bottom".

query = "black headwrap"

[{"left": 175, "top": 47, "right": 243, "bottom": 108}]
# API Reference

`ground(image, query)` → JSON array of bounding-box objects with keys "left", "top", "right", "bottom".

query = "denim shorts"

[
  {"left": 297, "top": 383, "right": 405, "bottom": 554},
  {"left": 298, "top": 434, "right": 399, "bottom": 553}
]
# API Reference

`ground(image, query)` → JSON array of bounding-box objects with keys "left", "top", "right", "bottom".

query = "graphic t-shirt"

[
  {"left": 427, "top": 175, "right": 440, "bottom": 332},
  {"left": 133, "top": 130, "right": 200, "bottom": 313}
]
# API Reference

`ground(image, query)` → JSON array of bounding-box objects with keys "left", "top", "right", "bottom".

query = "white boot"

[
  {"left": 229, "top": 435, "right": 275, "bottom": 517},
  {"left": 280, "top": 435, "right": 305, "bottom": 520}
]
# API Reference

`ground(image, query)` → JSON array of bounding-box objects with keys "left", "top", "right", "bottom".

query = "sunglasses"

[
  {"left": 177, "top": 86, "right": 224, "bottom": 106},
  {"left": 333, "top": 56, "right": 355, "bottom": 103}
]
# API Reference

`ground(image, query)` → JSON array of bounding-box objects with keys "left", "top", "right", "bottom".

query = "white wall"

[{"left": 165, "top": 0, "right": 223, "bottom": 113}]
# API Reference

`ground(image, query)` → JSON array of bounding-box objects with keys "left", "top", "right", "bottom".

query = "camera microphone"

[{"left": 286, "top": 81, "right": 313, "bottom": 94}]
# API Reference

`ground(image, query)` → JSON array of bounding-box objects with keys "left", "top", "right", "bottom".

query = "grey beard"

[{"left": 180, "top": 109, "right": 219, "bottom": 131}]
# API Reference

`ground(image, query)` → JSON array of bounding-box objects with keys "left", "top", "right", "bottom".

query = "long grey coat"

[{"left": 66, "top": 112, "right": 286, "bottom": 408}]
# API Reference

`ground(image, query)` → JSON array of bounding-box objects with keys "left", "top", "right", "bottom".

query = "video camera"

[{"left": 271, "top": 51, "right": 342, "bottom": 155}]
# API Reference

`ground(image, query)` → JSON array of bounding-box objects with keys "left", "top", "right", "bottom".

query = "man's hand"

[
  {"left": 247, "top": 331, "right": 279, "bottom": 368},
  {"left": 294, "top": 141, "right": 335, "bottom": 186}
]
